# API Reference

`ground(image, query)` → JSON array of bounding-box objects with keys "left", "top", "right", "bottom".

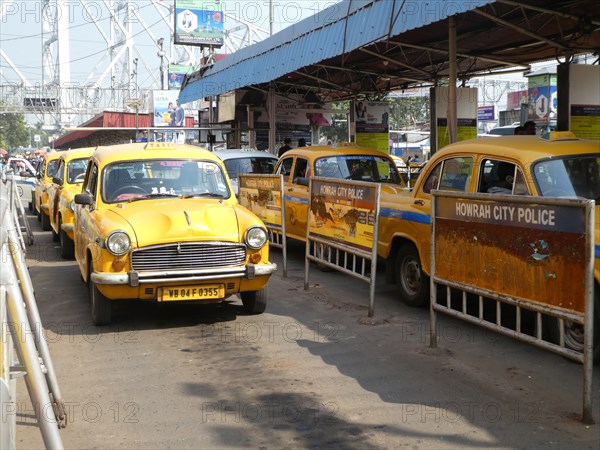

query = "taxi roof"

[
  {"left": 437, "top": 136, "right": 600, "bottom": 165},
  {"left": 43, "top": 150, "right": 66, "bottom": 161},
  {"left": 91, "top": 142, "right": 216, "bottom": 165},
  {"left": 282, "top": 145, "right": 394, "bottom": 160},
  {"left": 60, "top": 146, "right": 96, "bottom": 162}
]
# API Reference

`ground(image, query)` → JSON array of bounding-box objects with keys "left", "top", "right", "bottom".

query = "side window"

[
  {"left": 292, "top": 158, "right": 309, "bottom": 184},
  {"left": 478, "top": 159, "right": 526, "bottom": 195},
  {"left": 54, "top": 159, "right": 65, "bottom": 182},
  {"left": 438, "top": 157, "right": 473, "bottom": 191},
  {"left": 84, "top": 163, "right": 99, "bottom": 200},
  {"left": 276, "top": 157, "right": 294, "bottom": 182},
  {"left": 422, "top": 164, "right": 441, "bottom": 194}
]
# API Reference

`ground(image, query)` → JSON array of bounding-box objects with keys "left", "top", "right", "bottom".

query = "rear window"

[{"left": 223, "top": 157, "right": 276, "bottom": 179}]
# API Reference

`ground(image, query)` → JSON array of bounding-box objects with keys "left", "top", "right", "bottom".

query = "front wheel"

[
  {"left": 544, "top": 289, "right": 600, "bottom": 362},
  {"left": 41, "top": 211, "right": 51, "bottom": 231},
  {"left": 395, "top": 243, "right": 429, "bottom": 307},
  {"left": 89, "top": 265, "right": 112, "bottom": 325},
  {"left": 240, "top": 286, "right": 268, "bottom": 314},
  {"left": 60, "top": 226, "right": 74, "bottom": 259}
]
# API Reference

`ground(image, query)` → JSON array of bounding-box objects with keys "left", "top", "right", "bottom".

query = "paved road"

[{"left": 15, "top": 215, "right": 600, "bottom": 449}]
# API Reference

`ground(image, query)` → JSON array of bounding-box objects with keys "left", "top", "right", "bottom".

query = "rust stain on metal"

[{"left": 435, "top": 218, "right": 586, "bottom": 313}]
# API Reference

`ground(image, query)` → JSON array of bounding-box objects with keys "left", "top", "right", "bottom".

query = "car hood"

[{"left": 107, "top": 198, "right": 240, "bottom": 247}]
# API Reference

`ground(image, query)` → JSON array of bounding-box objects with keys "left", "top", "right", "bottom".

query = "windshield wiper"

[
  {"left": 182, "top": 192, "right": 225, "bottom": 199},
  {"left": 127, "top": 193, "right": 180, "bottom": 202}
]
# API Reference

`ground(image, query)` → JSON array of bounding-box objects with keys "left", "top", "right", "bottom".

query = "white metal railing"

[{"left": 1, "top": 175, "right": 65, "bottom": 449}]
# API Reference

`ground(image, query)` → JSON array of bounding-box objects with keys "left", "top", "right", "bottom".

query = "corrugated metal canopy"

[{"left": 179, "top": 0, "right": 600, "bottom": 103}]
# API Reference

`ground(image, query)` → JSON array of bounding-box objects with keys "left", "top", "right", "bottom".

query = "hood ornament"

[{"left": 184, "top": 210, "right": 191, "bottom": 225}]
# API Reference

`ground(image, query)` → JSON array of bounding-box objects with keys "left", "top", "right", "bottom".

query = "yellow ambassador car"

[
  {"left": 376, "top": 132, "right": 599, "bottom": 358},
  {"left": 274, "top": 145, "right": 405, "bottom": 241},
  {"left": 34, "top": 150, "right": 64, "bottom": 231},
  {"left": 47, "top": 147, "right": 95, "bottom": 259},
  {"left": 73, "top": 142, "right": 277, "bottom": 325}
]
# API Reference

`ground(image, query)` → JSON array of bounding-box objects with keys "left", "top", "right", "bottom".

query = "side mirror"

[
  {"left": 20, "top": 171, "right": 33, "bottom": 177},
  {"left": 52, "top": 176, "right": 64, "bottom": 186},
  {"left": 74, "top": 193, "right": 93, "bottom": 205},
  {"left": 295, "top": 177, "right": 310, "bottom": 187}
]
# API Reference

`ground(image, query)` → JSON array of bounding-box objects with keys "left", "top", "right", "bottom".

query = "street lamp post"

[{"left": 157, "top": 38, "right": 165, "bottom": 90}]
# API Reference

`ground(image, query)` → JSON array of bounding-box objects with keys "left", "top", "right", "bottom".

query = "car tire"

[
  {"left": 60, "top": 227, "right": 74, "bottom": 259},
  {"left": 89, "top": 265, "right": 112, "bottom": 326},
  {"left": 240, "top": 286, "right": 267, "bottom": 314},
  {"left": 28, "top": 201, "right": 34, "bottom": 213},
  {"left": 41, "top": 211, "right": 51, "bottom": 231},
  {"left": 543, "top": 288, "right": 600, "bottom": 362},
  {"left": 36, "top": 207, "right": 41, "bottom": 222},
  {"left": 395, "top": 243, "right": 429, "bottom": 307},
  {"left": 51, "top": 219, "right": 60, "bottom": 242}
]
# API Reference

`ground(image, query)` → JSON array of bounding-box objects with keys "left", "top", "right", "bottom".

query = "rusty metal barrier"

[
  {"left": 238, "top": 174, "right": 288, "bottom": 277},
  {"left": 304, "top": 177, "right": 381, "bottom": 317},
  {"left": 429, "top": 190, "right": 595, "bottom": 424},
  {"left": 1, "top": 177, "right": 65, "bottom": 448}
]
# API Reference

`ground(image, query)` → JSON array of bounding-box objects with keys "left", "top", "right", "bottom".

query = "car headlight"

[
  {"left": 245, "top": 226, "right": 267, "bottom": 250},
  {"left": 106, "top": 230, "right": 131, "bottom": 256}
]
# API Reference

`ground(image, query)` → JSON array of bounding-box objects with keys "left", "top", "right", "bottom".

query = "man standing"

[{"left": 278, "top": 138, "right": 292, "bottom": 157}]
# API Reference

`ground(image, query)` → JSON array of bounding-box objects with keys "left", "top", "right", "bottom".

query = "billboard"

[
  {"left": 355, "top": 101, "right": 390, "bottom": 153},
  {"left": 174, "top": 0, "right": 224, "bottom": 47},
  {"left": 150, "top": 90, "right": 185, "bottom": 127},
  {"left": 168, "top": 64, "right": 194, "bottom": 90}
]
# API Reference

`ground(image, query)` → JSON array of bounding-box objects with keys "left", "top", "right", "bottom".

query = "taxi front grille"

[{"left": 131, "top": 242, "right": 246, "bottom": 272}]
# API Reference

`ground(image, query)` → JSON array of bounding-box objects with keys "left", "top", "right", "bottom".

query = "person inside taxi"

[
  {"left": 523, "top": 121, "right": 536, "bottom": 135},
  {"left": 488, "top": 162, "right": 515, "bottom": 194}
]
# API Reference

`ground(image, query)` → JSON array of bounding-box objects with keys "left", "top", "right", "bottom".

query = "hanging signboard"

[
  {"left": 174, "top": 0, "right": 224, "bottom": 47},
  {"left": 355, "top": 101, "right": 390, "bottom": 153}
]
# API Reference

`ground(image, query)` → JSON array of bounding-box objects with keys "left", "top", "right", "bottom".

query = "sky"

[{"left": 0, "top": 0, "right": 343, "bottom": 89}]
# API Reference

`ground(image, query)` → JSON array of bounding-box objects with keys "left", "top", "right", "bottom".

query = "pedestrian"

[
  {"left": 298, "top": 138, "right": 307, "bottom": 147},
  {"left": 523, "top": 121, "right": 536, "bottom": 135},
  {"left": 278, "top": 138, "right": 292, "bottom": 157}
]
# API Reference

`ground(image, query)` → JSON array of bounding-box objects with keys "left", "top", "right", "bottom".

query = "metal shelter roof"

[{"left": 179, "top": 0, "right": 600, "bottom": 104}]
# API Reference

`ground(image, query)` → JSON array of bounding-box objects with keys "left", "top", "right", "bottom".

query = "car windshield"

[
  {"left": 47, "top": 159, "right": 60, "bottom": 177},
  {"left": 532, "top": 155, "right": 600, "bottom": 201},
  {"left": 103, "top": 159, "right": 230, "bottom": 203},
  {"left": 314, "top": 155, "right": 402, "bottom": 184},
  {"left": 67, "top": 158, "right": 89, "bottom": 184},
  {"left": 223, "top": 156, "right": 276, "bottom": 179}
]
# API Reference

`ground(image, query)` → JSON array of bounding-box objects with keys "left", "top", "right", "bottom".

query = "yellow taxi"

[
  {"left": 73, "top": 142, "right": 276, "bottom": 325},
  {"left": 34, "top": 150, "right": 64, "bottom": 230},
  {"left": 47, "top": 147, "right": 95, "bottom": 259},
  {"left": 274, "top": 145, "right": 405, "bottom": 241},
  {"left": 377, "top": 132, "right": 599, "bottom": 358}
]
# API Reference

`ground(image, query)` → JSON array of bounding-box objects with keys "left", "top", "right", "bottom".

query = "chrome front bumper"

[{"left": 90, "top": 263, "right": 278, "bottom": 286}]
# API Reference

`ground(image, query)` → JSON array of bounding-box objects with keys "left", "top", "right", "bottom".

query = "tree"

[
  {"left": 32, "top": 122, "right": 50, "bottom": 147},
  {"left": 319, "top": 101, "right": 350, "bottom": 144},
  {"left": 0, "top": 105, "right": 30, "bottom": 149},
  {"left": 387, "top": 96, "right": 430, "bottom": 130}
]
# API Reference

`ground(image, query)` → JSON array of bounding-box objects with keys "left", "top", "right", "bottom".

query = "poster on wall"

[
  {"left": 527, "top": 74, "right": 557, "bottom": 127},
  {"left": 433, "top": 87, "right": 478, "bottom": 151},
  {"left": 151, "top": 90, "right": 185, "bottom": 127},
  {"left": 174, "top": 0, "right": 224, "bottom": 47},
  {"left": 570, "top": 105, "right": 600, "bottom": 140},
  {"left": 355, "top": 101, "right": 389, "bottom": 153}
]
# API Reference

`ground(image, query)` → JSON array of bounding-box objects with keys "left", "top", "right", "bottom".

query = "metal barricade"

[
  {"left": 304, "top": 177, "right": 381, "bottom": 317},
  {"left": 429, "top": 191, "right": 595, "bottom": 424},
  {"left": 1, "top": 176, "right": 65, "bottom": 449},
  {"left": 2, "top": 171, "right": 34, "bottom": 247}
]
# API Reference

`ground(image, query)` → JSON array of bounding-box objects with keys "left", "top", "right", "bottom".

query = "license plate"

[{"left": 160, "top": 285, "right": 224, "bottom": 302}]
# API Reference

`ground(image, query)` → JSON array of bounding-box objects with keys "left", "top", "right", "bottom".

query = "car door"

[
  {"left": 414, "top": 155, "right": 475, "bottom": 270},
  {"left": 74, "top": 162, "right": 99, "bottom": 276},
  {"left": 277, "top": 156, "right": 310, "bottom": 240},
  {"left": 48, "top": 158, "right": 66, "bottom": 232}
]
